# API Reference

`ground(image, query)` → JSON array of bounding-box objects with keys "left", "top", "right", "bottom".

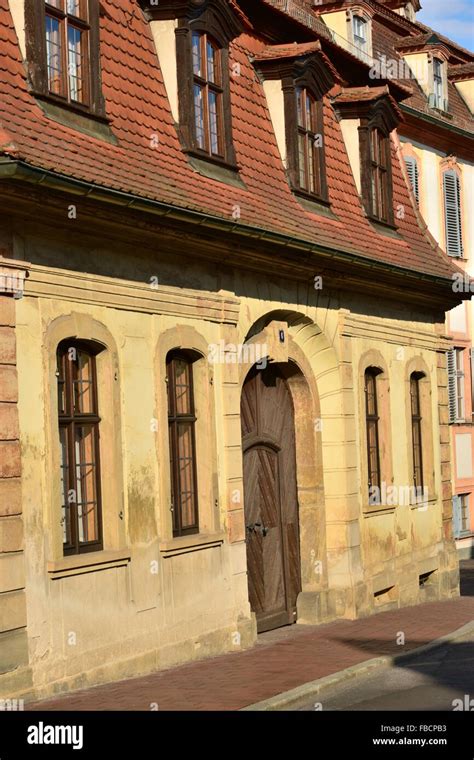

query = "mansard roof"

[{"left": 0, "top": 0, "right": 467, "bottom": 287}]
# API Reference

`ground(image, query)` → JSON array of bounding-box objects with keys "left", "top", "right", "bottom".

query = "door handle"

[{"left": 246, "top": 522, "right": 268, "bottom": 536}]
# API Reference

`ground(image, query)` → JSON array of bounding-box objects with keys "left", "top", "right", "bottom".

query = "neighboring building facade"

[
  {"left": 319, "top": 0, "right": 474, "bottom": 557},
  {"left": 0, "top": 0, "right": 470, "bottom": 701}
]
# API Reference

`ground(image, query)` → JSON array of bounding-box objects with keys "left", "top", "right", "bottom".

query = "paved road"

[
  {"left": 294, "top": 559, "right": 474, "bottom": 712},
  {"left": 295, "top": 626, "right": 474, "bottom": 711}
]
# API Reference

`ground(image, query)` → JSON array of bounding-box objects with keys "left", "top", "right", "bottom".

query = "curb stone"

[{"left": 241, "top": 620, "right": 474, "bottom": 711}]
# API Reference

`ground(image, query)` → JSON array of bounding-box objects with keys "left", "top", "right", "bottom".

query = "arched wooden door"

[{"left": 241, "top": 364, "right": 301, "bottom": 633}]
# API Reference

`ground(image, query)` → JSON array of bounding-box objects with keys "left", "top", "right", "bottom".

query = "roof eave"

[{"left": 0, "top": 156, "right": 466, "bottom": 309}]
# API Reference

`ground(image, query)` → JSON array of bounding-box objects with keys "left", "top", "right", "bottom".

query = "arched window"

[
  {"left": 410, "top": 373, "right": 424, "bottom": 490},
  {"left": 192, "top": 31, "right": 224, "bottom": 157},
  {"left": 56, "top": 339, "right": 103, "bottom": 556},
  {"left": 365, "top": 368, "right": 381, "bottom": 497},
  {"left": 166, "top": 352, "right": 199, "bottom": 536},
  {"left": 296, "top": 86, "right": 324, "bottom": 197}
]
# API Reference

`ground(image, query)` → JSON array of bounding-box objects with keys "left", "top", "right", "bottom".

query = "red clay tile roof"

[
  {"left": 333, "top": 85, "right": 390, "bottom": 102},
  {"left": 0, "top": 0, "right": 464, "bottom": 283},
  {"left": 253, "top": 41, "right": 323, "bottom": 60},
  {"left": 448, "top": 62, "right": 474, "bottom": 81},
  {"left": 333, "top": 85, "right": 405, "bottom": 123}
]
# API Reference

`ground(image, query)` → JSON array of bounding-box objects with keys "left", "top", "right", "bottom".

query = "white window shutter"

[
  {"left": 447, "top": 348, "right": 457, "bottom": 423},
  {"left": 443, "top": 170, "right": 463, "bottom": 258},
  {"left": 404, "top": 156, "right": 419, "bottom": 205}
]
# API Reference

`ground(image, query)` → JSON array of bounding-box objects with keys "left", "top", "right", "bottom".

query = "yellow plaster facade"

[{"left": 0, "top": 225, "right": 459, "bottom": 700}]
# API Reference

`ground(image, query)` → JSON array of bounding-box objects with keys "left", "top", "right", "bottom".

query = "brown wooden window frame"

[
  {"left": 368, "top": 126, "right": 391, "bottom": 223},
  {"left": 410, "top": 372, "right": 424, "bottom": 491},
  {"left": 283, "top": 76, "right": 328, "bottom": 204},
  {"left": 174, "top": 5, "right": 240, "bottom": 171},
  {"left": 359, "top": 119, "right": 395, "bottom": 227},
  {"left": 25, "top": 0, "right": 106, "bottom": 118},
  {"left": 365, "top": 368, "right": 382, "bottom": 499},
  {"left": 293, "top": 85, "right": 326, "bottom": 201},
  {"left": 57, "top": 339, "right": 104, "bottom": 557},
  {"left": 191, "top": 31, "right": 225, "bottom": 158},
  {"left": 166, "top": 351, "right": 200, "bottom": 538}
]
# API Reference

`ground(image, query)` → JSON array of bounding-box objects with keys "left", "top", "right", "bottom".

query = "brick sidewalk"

[{"left": 29, "top": 563, "right": 474, "bottom": 712}]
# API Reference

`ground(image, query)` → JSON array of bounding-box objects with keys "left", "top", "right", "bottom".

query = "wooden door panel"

[{"left": 242, "top": 364, "right": 302, "bottom": 632}]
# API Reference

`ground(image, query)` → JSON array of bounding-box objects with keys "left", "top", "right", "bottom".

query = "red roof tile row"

[{"left": 0, "top": 0, "right": 467, "bottom": 283}]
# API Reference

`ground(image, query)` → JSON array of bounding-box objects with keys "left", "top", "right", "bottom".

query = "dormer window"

[
  {"left": 428, "top": 56, "right": 448, "bottom": 111},
  {"left": 347, "top": 8, "right": 373, "bottom": 60},
  {"left": 296, "top": 87, "right": 324, "bottom": 198},
  {"left": 192, "top": 32, "right": 224, "bottom": 157},
  {"left": 368, "top": 127, "right": 391, "bottom": 223},
  {"left": 25, "top": 0, "right": 105, "bottom": 118},
  {"left": 352, "top": 15, "right": 368, "bottom": 53},
  {"left": 45, "top": 0, "right": 89, "bottom": 103},
  {"left": 433, "top": 58, "right": 443, "bottom": 107},
  {"left": 157, "top": 0, "right": 242, "bottom": 172}
]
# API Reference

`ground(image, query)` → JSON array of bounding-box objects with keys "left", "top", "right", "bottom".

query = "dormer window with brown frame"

[
  {"left": 253, "top": 43, "right": 336, "bottom": 207},
  {"left": 334, "top": 89, "right": 400, "bottom": 228},
  {"left": 192, "top": 31, "right": 224, "bottom": 158},
  {"left": 295, "top": 86, "right": 325, "bottom": 199},
  {"left": 151, "top": 0, "right": 243, "bottom": 172},
  {"left": 25, "top": 0, "right": 105, "bottom": 119},
  {"left": 367, "top": 126, "right": 391, "bottom": 223}
]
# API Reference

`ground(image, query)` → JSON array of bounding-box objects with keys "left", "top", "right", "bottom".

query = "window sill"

[
  {"left": 187, "top": 152, "right": 246, "bottom": 189},
  {"left": 159, "top": 532, "right": 225, "bottom": 558},
  {"left": 47, "top": 549, "right": 131, "bottom": 580},
  {"left": 410, "top": 497, "right": 438, "bottom": 510},
  {"left": 363, "top": 503, "right": 397, "bottom": 516},
  {"left": 293, "top": 191, "right": 337, "bottom": 220},
  {"left": 367, "top": 217, "right": 401, "bottom": 236},
  {"left": 428, "top": 106, "right": 452, "bottom": 119},
  {"left": 33, "top": 94, "right": 117, "bottom": 145}
]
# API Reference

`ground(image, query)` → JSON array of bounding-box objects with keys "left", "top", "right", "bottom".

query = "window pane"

[
  {"left": 66, "top": 0, "right": 84, "bottom": 17},
  {"left": 353, "top": 15, "right": 367, "bottom": 48},
  {"left": 194, "top": 84, "right": 205, "bottom": 149},
  {"left": 73, "top": 349, "right": 94, "bottom": 414},
  {"left": 296, "top": 87, "right": 304, "bottom": 128},
  {"left": 68, "top": 25, "right": 83, "bottom": 102},
  {"left": 74, "top": 425, "right": 99, "bottom": 544},
  {"left": 59, "top": 427, "right": 71, "bottom": 545},
  {"left": 208, "top": 90, "right": 219, "bottom": 155},
  {"left": 174, "top": 359, "right": 192, "bottom": 415},
  {"left": 57, "top": 352, "right": 66, "bottom": 415},
  {"left": 177, "top": 422, "right": 197, "bottom": 529},
  {"left": 46, "top": 0, "right": 63, "bottom": 9},
  {"left": 207, "top": 40, "right": 218, "bottom": 84},
  {"left": 298, "top": 132, "right": 306, "bottom": 189},
  {"left": 307, "top": 136, "right": 315, "bottom": 194},
  {"left": 192, "top": 32, "right": 202, "bottom": 77},
  {"left": 46, "top": 15, "right": 62, "bottom": 95}
]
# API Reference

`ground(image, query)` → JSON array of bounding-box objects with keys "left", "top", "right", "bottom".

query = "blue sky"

[{"left": 418, "top": 0, "right": 474, "bottom": 51}]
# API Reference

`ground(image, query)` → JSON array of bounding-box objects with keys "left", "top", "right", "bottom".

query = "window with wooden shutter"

[
  {"left": 404, "top": 156, "right": 419, "bottom": 205},
  {"left": 447, "top": 347, "right": 465, "bottom": 423},
  {"left": 443, "top": 170, "right": 463, "bottom": 257}
]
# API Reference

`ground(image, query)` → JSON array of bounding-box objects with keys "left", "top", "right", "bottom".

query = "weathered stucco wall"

[{"left": 0, "top": 228, "right": 459, "bottom": 700}]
